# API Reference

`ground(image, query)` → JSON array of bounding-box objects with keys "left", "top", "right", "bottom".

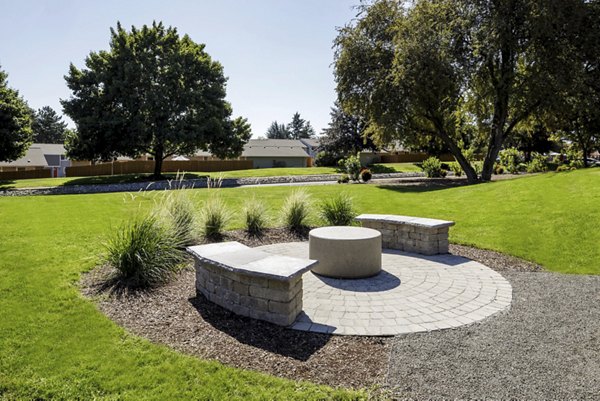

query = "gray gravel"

[{"left": 387, "top": 271, "right": 600, "bottom": 400}]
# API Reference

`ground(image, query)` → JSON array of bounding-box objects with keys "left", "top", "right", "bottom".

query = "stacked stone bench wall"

[
  {"left": 187, "top": 242, "right": 316, "bottom": 327},
  {"left": 195, "top": 261, "right": 303, "bottom": 326},
  {"left": 356, "top": 214, "right": 454, "bottom": 255}
]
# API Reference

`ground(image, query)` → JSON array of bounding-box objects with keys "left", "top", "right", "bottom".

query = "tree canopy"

[
  {"left": 335, "top": 0, "right": 592, "bottom": 182},
  {"left": 32, "top": 106, "right": 68, "bottom": 144},
  {"left": 319, "top": 102, "right": 377, "bottom": 161},
  {"left": 62, "top": 22, "right": 251, "bottom": 177},
  {"left": 0, "top": 66, "right": 33, "bottom": 163}
]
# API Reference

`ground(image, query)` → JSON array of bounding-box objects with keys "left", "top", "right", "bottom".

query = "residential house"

[{"left": 0, "top": 143, "right": 70, "bottom": 177}]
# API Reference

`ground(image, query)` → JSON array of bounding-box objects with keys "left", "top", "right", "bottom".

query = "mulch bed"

[{"left": 80, "top": 228, "right": 543, "bottom": 390}]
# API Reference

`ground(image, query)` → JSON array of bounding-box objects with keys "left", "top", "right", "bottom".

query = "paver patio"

[{"left": 258, "top": 242, "right": 512, "bottom": 336}]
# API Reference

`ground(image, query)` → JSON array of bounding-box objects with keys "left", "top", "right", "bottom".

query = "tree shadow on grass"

[
  {"left": 59, "top": 172, "right": 208, "bottom": 187},
  {"left": 189, "top": 294, "right": 331, "bottom": 361},
  {"left": 377, "top": 178, "right": 478, "bottom": 194},
  {"left": 0, "top": 180, "right": 16, "bottom": 190}
]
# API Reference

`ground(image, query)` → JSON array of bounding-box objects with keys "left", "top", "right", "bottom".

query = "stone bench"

[
  {"left": 355, "top": 214, "right": 455, "bottom": 255},
  {"left": 187, "top": 242, "right": 318, "bottom": 326}
]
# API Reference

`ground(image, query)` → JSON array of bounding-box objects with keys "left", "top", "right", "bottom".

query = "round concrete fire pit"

[{"left": 309, "top": 226, "right": 382, "bottom": 279}]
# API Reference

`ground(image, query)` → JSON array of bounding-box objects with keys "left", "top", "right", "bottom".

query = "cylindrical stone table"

[{"left": 309, "top": 226, "right": 382, "bottom": 279}]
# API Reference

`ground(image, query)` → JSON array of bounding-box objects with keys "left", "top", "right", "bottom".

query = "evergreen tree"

[
  {"left": 287, "top": 112, "right": 315, "bottom": 139},
  {"left": 0, "top": 66, "right": 33, "bottom": 162},
  {"left": 32, "top": 106, "right": 68, "bottom": 144},
  {"left": 265, "top": 121, "right": 291, "bottom": 139},
  {"left": 320, "top": 103, "right": 376, "bottom": 159},
  {"left": 62, "top": 22, "right": 251, "bottom": 177}
]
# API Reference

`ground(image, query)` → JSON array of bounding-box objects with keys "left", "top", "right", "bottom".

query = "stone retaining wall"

[
  {"left": 356, "top": 214, "right": 454, "bottom": 256},
  {"left": 195, "top": 260, "right": 303, "bottom": 326}
]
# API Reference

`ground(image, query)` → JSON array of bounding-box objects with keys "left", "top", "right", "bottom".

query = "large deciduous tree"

[
  {"left": 335, "top": 0, "right": 587, "bottom": 182},
  {"left": 32, "top": 106, "right": 68, "bottom": 144},
  {"left": 0, "top": 66, "right": 33, "bottom": 162},
  {"left": 62, "top": 22, "right": 251, "bottom": 177}
]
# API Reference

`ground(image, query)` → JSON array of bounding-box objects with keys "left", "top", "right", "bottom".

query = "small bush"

[
  {"left": 499, "top": 148, "right": 523, "bottom": 174},
  {"left": 280, "top": 189, "right": 312, "bottom": 231},
  {"left": 319, "top": 193, "right": 356, "bottom": 226},
  {"left": 105, "top": 214, "right": 186, "bottom": 288},
  {"left": 422, "top": 157, "right": 447, "bottom": 178},
  {"left": 360, "top": 168, "right": 372, "bottom": 182},
  {"left": 450, "top": 163, "right": 463, "bottom": 177},
  {"left": 338, "top": 173, "right": 350, "bottom": 184},
  {"left": 494, "top": 164, "right": 505, "bottom": 175},
  {"left": 199, "top": 196, "right": 231, "bottom": 240},
  {"left": 338, "top": 153, "right": 362, "bottom": 181},
  {"left": 556, "top": 164, "right": 574, "bottom": 172},
  {"left": 526, "top": 152, "right": 548, "bottom": 173},
  {"left": 160, "top": 190, "right": 197, "bottom": 246},
  {"left": 243, "top": 198, "right": 269, "bottom": 236},
  {"left": 315, "top": 151, "right": 340, "bottom": 167}
]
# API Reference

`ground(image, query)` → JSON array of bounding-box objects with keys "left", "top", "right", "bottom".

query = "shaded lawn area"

[
  {"left": 0, "top": 169, "right": 598, "bottom": 399},
  {"left": 0, "top": 163, "right": 421, "bottom": 190}
]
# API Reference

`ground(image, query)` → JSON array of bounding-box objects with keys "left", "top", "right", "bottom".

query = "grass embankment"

[
  {"left": 0, "top": 169, "right": 597, "bottom": 399},
  {"left": 0, "top": 163, "right": 420, "bottom": 190}
]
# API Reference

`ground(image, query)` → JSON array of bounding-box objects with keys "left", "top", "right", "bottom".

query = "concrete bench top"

[
  {"left": 187, "top": 241, "right": 318, "bottom": 282},
  {"left": 309, "top": 226, "right": 381, "bottom": 241},
  {"left": 355, "top": 214, "right": 455, "bottom": 229}
]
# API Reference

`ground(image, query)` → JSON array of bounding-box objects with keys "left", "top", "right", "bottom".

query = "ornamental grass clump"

[
  {"left": 243, "top": 198, "right": 269, "bottom": 236},
  {"left": 319, "top": 193, "right": 356, "bottom": 226},
  {"left": 160, "top": 189, "right": 197, "bottom": 247},
  {"left": 199, "top": 195, "right": 231, "bottom": 240},
  {"left": 280, "top": 189, "right": 312, "bottom": 231},
  {"left": 104, "top": 214, "right": 186, "bottom": 288}
]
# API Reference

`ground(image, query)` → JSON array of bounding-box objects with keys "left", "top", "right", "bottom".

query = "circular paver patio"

[{"left": 257, "top": 242, "right": 512, "bottom": 336}]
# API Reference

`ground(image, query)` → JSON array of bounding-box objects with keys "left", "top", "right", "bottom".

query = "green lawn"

[
  {"left": 1, "top": 169, "right": 598, "bottom": 399},
  {"left": 0, "top": 163, "right": 421, "bottom": 190}
]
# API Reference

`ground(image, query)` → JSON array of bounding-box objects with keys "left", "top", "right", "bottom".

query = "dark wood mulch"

[{"left": 80, "top": 228, "right": 543, "bottom": 390}]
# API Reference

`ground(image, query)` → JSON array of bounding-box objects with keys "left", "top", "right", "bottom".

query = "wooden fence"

[
  {"left": 66, "top": 159, "right": 253, "bottom": 177},
  {"left": 0, "top": 168, "right": 52, "bottom": 181},
  {"left": 381, "top": 153, "right": 457, "bottom": 163}
]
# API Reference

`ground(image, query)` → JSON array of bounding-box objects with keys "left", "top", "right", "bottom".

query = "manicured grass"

[
  {"left": 0, "top": 163, "right": 421, "bottom": 189},
  {"left": 1, "top": 169, "right": 597, "bottom": 398}
]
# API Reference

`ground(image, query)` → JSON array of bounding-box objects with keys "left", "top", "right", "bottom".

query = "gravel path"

[{"left": 387, "top": 271, "right": 600, "bottom": 400}]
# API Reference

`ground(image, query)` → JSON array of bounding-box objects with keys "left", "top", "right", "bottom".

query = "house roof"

[
  {"left": 242, "top": 145, "right": 310, "bottom": 158},
  {"left": 299, "top": 138, "right": 320, "bottom": 147},
  {"left": 247, "top": 139, "right": 307, "bottom": 148},
  {"left": 0, "top": 143, "right": 66, "bottom": 167}
]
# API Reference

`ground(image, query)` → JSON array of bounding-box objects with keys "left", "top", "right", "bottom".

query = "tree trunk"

[
  {"left": 152, "top": 144, "right": 164, "bottom": 179},
  {"left": 436, "top": 129, "right": 479, "bottom": 184}
]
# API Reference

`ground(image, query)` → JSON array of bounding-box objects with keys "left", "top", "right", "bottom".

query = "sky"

[{"left": 0, "top": 0, "right": 359, "bottom": 138}]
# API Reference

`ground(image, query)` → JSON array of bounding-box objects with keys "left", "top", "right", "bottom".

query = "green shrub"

[
  {"left": 338, "top": 153, "right": 362, "bottom": 181},
  {"left": 243, "top": 198, "right": 268, "bottom": 235},
  {"left": 499, "top": 148, "right": 523, "bottom": 174},
  {"left": 422, "top": 157, "right": 447, "bottom": 178},
  {"left": 337, "top": 173, "right": 350, "bottom": 184},
  {"left": 494, "top": 164, "right": 506, "bottom": 175},
  {"left": 319, "top": 193, "right": 356, "bottom": 226},
  {"left": 450, "top": 162, "right": 463, "bottom": 177},
  {"left": 526, "top": 152, "right": 548, "bottom": 173},
  {"left": 360, "top": 168, "right": 372, "bottom": 182},
  {"left": 160, "top": 190, "right": 197, "bottom": 246},
  {"left": 280, "top": 189, "right": 312, "bottom": 231},
  {"left": 104, "top": 214, "right": 186, "bottom": 288},
  {"left": 314, "top": 151, "right": 340, "bottom": 167},
  {"left": 556, "top": 164, "right": 574, "bottom": 172},
  {"left": 199, "top": 195, "right": 231, "bottom": 240}
]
